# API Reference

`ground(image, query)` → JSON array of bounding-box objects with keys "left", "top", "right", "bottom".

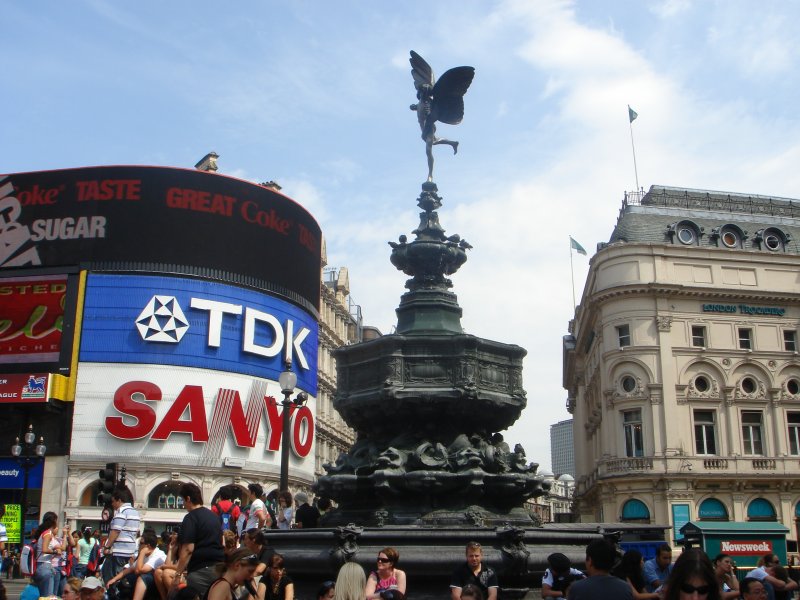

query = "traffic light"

[{"left": 98, "top": 462, "right": 117, "bottom": 505}]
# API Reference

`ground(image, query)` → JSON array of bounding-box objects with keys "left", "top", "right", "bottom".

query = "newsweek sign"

[
  {"left": 720, "top": 540, "right": 773, "bottom": 555},
  {"left": 71, "top": 363, "right": 315, "bottom": 478},
  {"left": 80, "top": 274, "right": 318, "bottom": 395}
]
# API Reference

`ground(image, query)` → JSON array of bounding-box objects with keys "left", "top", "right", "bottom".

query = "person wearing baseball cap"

[{"left": 80, "top": 576, "right": 106, "bottom": 600}]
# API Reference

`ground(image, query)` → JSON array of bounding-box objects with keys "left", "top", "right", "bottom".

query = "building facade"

[
  {"left": 564, "top": 185, "right": 800, "bottom": 546},
  {"left": 550, "top": 418, "right": 575, "bottom": 477},
  {"left": 0, "top": 164, "right": 363, "bottom": 537},
  {"left": 315, "top": 263, "right": 360, "bottom": 477}
]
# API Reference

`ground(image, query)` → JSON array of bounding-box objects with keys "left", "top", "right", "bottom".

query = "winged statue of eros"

[{"left": 409, "top": 50, "right": 475, "bottom": 181}]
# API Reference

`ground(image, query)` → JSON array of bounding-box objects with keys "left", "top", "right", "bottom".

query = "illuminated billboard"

[
  {"left": 71, "top": 363, "right": 316, "bottom": 479},
  {"left": 0, "top": 272, "right": 78, "bottom": 374},
  {"left": 0, "top": 167, "right": 321, "bottom": 311},
  {"left": 79, "top": 274, "right": 318, "bottom": 395}
]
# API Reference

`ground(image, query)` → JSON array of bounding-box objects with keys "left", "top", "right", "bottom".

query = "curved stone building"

[
  {"left": 0, "top": 164, "right": 359, "bottom": 536},
  {"left": 564, "top": 185, "right": 800, "bottom": 548}
]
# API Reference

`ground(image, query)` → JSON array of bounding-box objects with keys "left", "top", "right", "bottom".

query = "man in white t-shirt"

[
  {"left": 244, "top": 484, "right": 271, "bottom": 531},
  {"left": 745, "top": 553, "right": 797, "bottom": 598},
  {"left": 542, "top": 552, "right": 585, "bottom": 598},
  {"left": 106, "top": 531, "right": 165, "bottom": 600}
]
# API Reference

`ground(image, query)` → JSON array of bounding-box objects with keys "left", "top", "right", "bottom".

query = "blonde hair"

[
  {"left": 65, "top": 578, "right": 82, "bottom": 595},
  {"left": 222, "top": 530, "right": 237, "bottom": 552},
  {"left": 333, "top": 562, "right": 366, "bottom": 600}
]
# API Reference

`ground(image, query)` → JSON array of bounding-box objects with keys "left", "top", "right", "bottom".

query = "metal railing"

[{"left": 622, "top": 187, "right": 800, "bottom": 218}]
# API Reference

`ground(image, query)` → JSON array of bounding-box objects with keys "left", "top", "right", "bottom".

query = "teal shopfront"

[{"left": 679, "top": 521, "right": 789, "bottom": 569}]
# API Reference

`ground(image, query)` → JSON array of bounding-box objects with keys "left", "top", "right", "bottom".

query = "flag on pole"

[
  {"left": 628, "top": 105, "right": 638, "bottom": 123},
  {"left": 570, "top": 236, "right": 587, "bottom": 256}
]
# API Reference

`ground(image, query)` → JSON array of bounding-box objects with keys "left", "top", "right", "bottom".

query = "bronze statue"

[{"left": 409, "top": 51, "right": 475, "bottom": 181}]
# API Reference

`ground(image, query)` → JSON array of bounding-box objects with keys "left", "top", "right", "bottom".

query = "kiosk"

[{"left": 680, "top": 521, "right": 789, "bottom": 569}]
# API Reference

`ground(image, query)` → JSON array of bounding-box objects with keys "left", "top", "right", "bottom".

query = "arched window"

[
  {"left": 747, "top": 498, "right": 776, "bottom": 521},
  {"left": 79, "top": 481, "right": 104, "bottom": 507},
  {"left": 698, "top": 498, "right": 729, "bottom": 521},
  {"left": 147, "top": 481, "right": 186, "bottom": 510},
  {"left": 621, "top": 499, "right": 651, "bottom": 523}
]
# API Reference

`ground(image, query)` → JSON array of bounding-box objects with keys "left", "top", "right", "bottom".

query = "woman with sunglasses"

[
  {"left": 663, "top": 549, "right": 721, "bottom": 600},
  {"left": 254, "top": 553, "right": 294, "bottom": 600},
  {"left": 365, "top": 548, "right": 406, "bottom": 600},
  {"left": 205, "top": 548, "right": 259, "bottom": 600}
]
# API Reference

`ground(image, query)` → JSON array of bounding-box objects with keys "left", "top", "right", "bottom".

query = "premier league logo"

[{"left": 135, "top": 295, "right": 190, "bottom": 343}]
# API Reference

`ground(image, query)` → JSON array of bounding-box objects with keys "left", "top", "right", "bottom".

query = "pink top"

[{"left": 370, "top": 571, "right": 398, "bottom": 592}]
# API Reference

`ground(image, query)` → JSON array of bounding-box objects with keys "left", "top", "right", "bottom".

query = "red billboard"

[
  {"left": 0, "top": 167, "right": 322, "bottom": 312},
  {"left": 0, "top": 274, "right": 66, "bottom": 364},
  {"left": 0, "top": 373, "right": 49, "bottom": 403}
]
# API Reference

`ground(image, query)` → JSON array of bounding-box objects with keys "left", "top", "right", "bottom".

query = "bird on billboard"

[{"left": 409, "top": 50, "right": 475, "bottom": 182}]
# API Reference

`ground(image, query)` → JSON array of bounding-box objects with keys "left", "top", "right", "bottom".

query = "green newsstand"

[{"left": 679, "top": 521, "right": 789, "bottom": 569}]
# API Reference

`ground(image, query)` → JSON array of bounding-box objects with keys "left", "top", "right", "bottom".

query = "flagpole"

[
  {"left": 628, "top": 105, "right": 640, "bottom": 193},
  {"left": 569, "top": 237, "right": 576, "bottom": 309}
]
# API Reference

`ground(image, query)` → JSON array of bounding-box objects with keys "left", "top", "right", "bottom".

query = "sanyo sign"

[
  {"left": 80, "top": 274, "right": 319, "bottom": 394},
  {"left": 71, "top": 363, "right": 316, "bottom": 478}
]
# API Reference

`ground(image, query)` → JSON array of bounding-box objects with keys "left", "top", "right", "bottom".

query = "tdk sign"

[
  {"left": 81, "top": 274, "right": 318, "bottom": 395},
  {"left": 134, "top": 294, "right": 311, "bottom": 369}
]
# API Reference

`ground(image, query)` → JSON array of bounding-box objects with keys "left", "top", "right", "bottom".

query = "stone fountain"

[{"left": 265, "top": 51, "right": 602, "bottom": 600}]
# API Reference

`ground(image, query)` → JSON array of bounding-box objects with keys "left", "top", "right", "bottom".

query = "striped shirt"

[{"left": 110, "top": 503, "right": 140, "bottom": 557}]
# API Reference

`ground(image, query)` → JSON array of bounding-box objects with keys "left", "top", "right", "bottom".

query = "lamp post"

[
  {"left": 277, "top": 363, "right": 308, "bottom": 493},
  {"left": 11, "top": 424, "right": 46, "bottom": 541}
]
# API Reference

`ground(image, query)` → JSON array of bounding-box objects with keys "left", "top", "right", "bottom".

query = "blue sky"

[{"left": 5, "top": 0, "right": 800, "bottom": 472}]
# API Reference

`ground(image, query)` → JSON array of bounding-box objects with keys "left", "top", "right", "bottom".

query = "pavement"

[
  {"left": 3, "top": 577, "right": 30, "bottom": 599},
  {"left": 1, "top": 576, "right": 545, "bottom": 600}
]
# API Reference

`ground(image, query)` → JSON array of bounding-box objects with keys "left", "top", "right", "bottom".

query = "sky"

[{"left": 5, "top": 0, "right": 800, "bottom": 472}]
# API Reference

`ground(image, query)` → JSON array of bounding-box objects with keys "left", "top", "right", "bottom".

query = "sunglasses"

[
  {"left": 239, "top": 553, "right": 259, "bottom": 564},
  {"left": 679, "top": 583, "right": 710, "bottom": 595},
  {"left": 377, "top": 557, "right": 391, "bottom": 563}
]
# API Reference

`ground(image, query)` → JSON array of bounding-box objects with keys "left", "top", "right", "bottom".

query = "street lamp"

[
  {"left": 11, "top": 424, "right": 46, "bottom": 541},
  {"left": 277, "top": 363, "right": 308, "bottom": 492}
]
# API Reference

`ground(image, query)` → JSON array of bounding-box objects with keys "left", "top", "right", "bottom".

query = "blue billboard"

[
  {"left": 0, "top": 458, "right": 44, "bottom": 489},
  {"left": 80, "top": 274, "right": 318, "bottom": 394}
]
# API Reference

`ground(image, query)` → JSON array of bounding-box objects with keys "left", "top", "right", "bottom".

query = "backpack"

[
  {"left": 20, "top": 541, "right": 37, "bottom": 577},
  {"left": 215, "top": 502, "right": 237, "bottom": 534},
  {"left": 86, "top": 540, "right": 100, "bottom": 574}
]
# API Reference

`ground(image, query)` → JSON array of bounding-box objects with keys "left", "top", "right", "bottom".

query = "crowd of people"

[
  {"left": 542, "top": 540, "right": 800, "bottom": 600},
  {"left": 4, "top": 492, "right": 800, "bottom": 600}
]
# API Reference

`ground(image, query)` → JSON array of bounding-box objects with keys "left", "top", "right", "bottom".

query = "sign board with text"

[
  {"left": 0, "top": 272, "right": 78, "bottom": 374},
  {"left": 0, "top": 373, "right": 50, "bottom": 403},
  {"left": 79, "top": 274, "right": 318, "bottom": 395},
  {"left": 0, "top": 167, "right": 321, "bottom": 311},
  {"left": 0, "top": 458, "right": 44, "bottom": 489},
  {"left": 1, "top": 504, "right": 21, "bottom": 543},
  {"left": 71, "top": 363, "right": 316, "bottom": 481}
]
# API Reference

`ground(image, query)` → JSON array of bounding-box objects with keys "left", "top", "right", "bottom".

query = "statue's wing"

[
  {"left": 410, "top": 50, "right": 435, "bottom": 89},
  {"left": 430, "top": 66, "right": 475, "bottom": 125}
]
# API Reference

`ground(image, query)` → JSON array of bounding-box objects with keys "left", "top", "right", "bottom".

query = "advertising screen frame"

[
  {"left": 0, "top": 167, "right": 322, "bottom": 313},
  {"left": 0, "top": 267, "right": 79, "bottom": 375}
]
